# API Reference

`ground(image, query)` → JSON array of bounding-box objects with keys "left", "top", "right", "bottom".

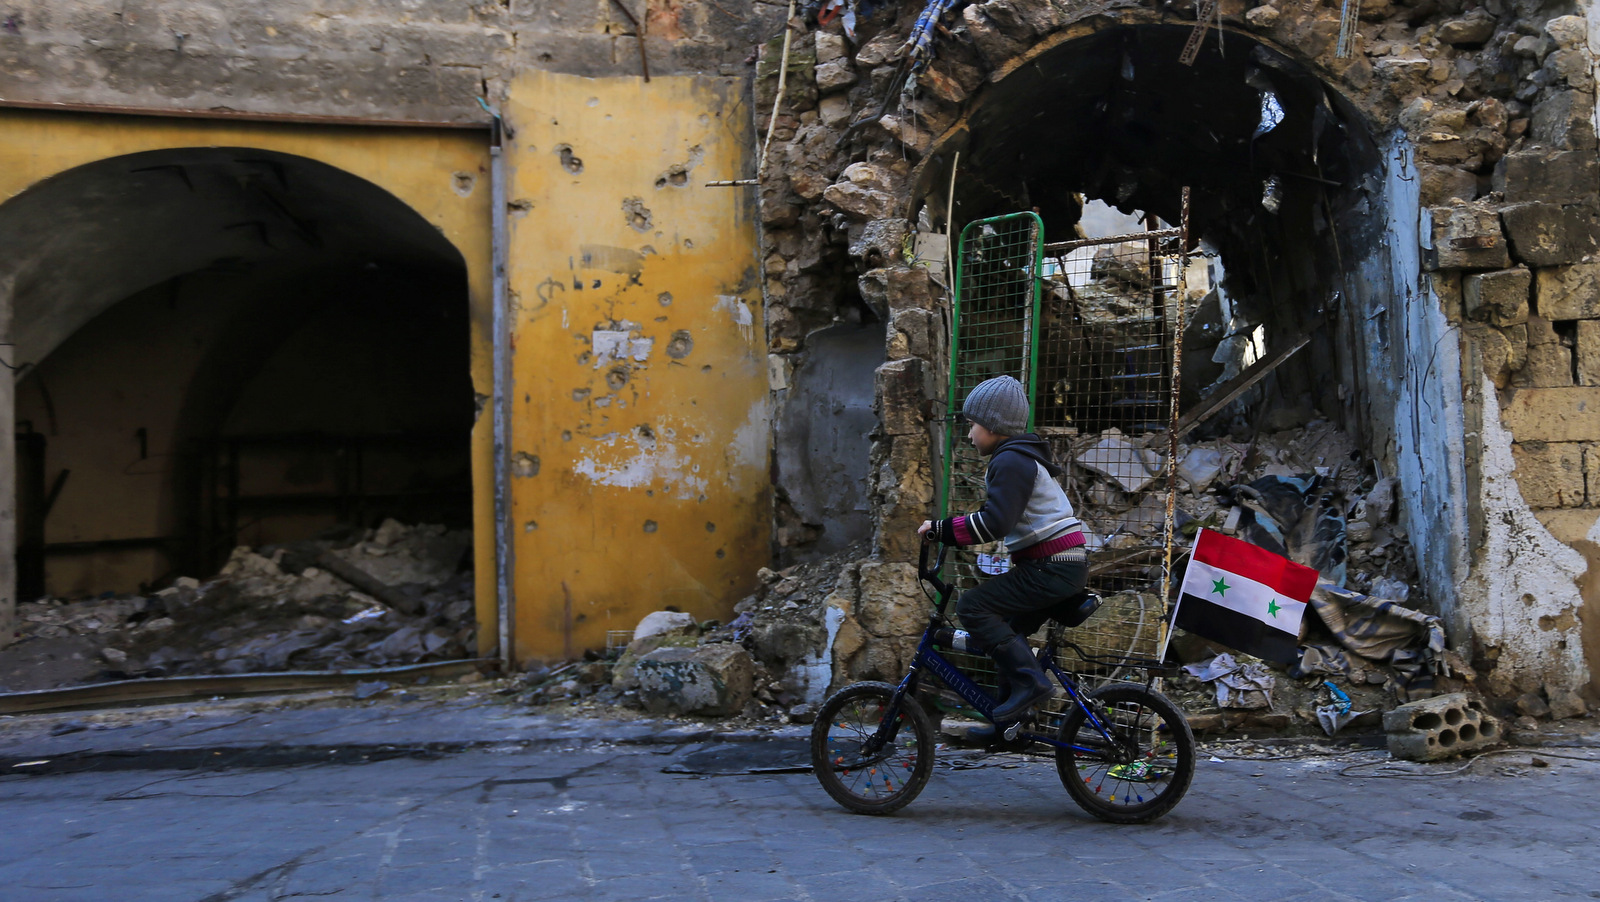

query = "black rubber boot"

[{"left": 990, "top": 634, "right": 1052, "bottom": 722}]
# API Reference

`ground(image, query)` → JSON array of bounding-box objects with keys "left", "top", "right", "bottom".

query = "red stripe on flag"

[{"left": 1192, "top": 529, "right": 1318, "bottom": 602}]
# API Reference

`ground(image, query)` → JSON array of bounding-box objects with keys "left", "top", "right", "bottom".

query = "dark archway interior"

[
  {"left": 927, "top": 25, "right": 1384, "bottom": 438},
  {"left": 5, "top": 148, "right": 472, "bottom": 597}
]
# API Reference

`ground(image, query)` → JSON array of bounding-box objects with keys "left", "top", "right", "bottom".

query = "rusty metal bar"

[
  {"left": 1156, "top": 187, "right": 1192, "bottom": 666},
  {"left": 1179, "top": 0, "right": 1221, "bottom": 66},
  {"left": 1043, "top": 229, "right": 1181, "bottom": 255},
  {"left": 1169, "top": 333, "right": 1313, "bottom": 439},
  {"left": 609, "top": 0, "right": 651, "bottom": 82},
  {"left": 0, "top": 659, "right": 490, "bottom": 715}
]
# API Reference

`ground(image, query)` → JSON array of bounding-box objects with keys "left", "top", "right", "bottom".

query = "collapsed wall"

[{"left": 755, "top": 0, "right": 1600, "bottom": 700}]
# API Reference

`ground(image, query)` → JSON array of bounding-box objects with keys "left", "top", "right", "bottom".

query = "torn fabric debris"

[{"left": 1182, "top": 653, "right": 1275, "bottom": 709}]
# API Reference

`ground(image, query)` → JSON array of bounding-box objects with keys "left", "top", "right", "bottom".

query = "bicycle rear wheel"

[
  {"left": 810, "top": 681, "right": 934, "bottom": 815},
  {"left": 1055, "top": 683, "right": 1195, "bottom": 824}
]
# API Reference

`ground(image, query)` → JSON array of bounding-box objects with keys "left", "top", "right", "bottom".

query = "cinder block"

[{"left": 1383, "top": 693, "right": 1502, "bottom": 761}]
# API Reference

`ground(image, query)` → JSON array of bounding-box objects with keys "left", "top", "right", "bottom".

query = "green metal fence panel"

[{"left": 937, "top": 207, "right": 1189, "bottom": 722}]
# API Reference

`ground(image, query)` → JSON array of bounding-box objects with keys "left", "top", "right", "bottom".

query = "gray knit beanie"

[{"left": 962, "top": 375, "right": 1029, "bottom": 435}]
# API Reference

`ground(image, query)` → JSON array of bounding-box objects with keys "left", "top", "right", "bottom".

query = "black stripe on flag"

[{"left": 1174, "top": 592, "right": 1300, "bottom": 664}]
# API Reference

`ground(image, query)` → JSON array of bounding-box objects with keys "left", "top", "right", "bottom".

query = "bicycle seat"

[{"left": 1046, "top": 591, "right": 1101, "bottom": 628}]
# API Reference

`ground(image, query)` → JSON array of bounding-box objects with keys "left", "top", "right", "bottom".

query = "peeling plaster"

[
  {"left": 714, "top": 294, "right": 754, "bottom": 342},
  {"left": 572, "top": 429, "right": 709, "bottom": 500},
  {"left": 1467, "top": 375, "right": 1592, "bottom": 692}
]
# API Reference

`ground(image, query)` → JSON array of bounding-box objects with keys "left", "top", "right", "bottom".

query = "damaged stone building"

[{"left": 1, "top": 0, "right": 1598, "bottom": 714}]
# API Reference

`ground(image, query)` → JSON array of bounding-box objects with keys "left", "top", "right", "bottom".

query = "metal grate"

[{"left": 937, "top": 200, "right": 1190, "bottom": 714}]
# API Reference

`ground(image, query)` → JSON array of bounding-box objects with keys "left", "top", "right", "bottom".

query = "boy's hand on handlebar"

[{"left": 917, "top": 520, "right": 934, "bottom": 539}]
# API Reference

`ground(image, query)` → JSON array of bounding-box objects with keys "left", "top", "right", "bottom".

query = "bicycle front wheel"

[
  {"left": 810, "top": 681, "right": 934, "bottom": 815},
  {"left": 1055, "top": 683, "right": 1195, "bottom": 824}
]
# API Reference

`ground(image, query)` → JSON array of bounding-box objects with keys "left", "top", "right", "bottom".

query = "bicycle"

[{"left": 809, "top": 539, "right": 1196, "bottom": 823}]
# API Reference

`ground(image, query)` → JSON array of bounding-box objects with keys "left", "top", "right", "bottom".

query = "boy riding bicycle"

[{"left": 918, "top": 374, "right": 1089, "bottom": 728}]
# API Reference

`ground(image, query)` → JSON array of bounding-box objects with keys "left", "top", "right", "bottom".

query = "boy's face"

[{"left": 968, "top": 422, "right": 1006, "bottom": 455}]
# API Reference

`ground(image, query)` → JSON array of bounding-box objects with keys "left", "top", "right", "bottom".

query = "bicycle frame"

[{"left": 861, "top": 540, "right": 1127, "bottom": 757}]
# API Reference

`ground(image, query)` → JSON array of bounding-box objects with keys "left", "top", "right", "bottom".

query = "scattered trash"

[
  {"left": 1182, "top": 653, "right": 1275, "bottom": 709},
  {"left": 353, "top": 680, "right": 391, "bottom": 700}
]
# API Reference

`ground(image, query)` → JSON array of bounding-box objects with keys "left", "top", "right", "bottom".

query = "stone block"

[
  {"left": 1436, "top": 12, "right": 1496, "bottom": 46},
  {"left": 849, "top": 219, "right": 911, "bottom": 267},
  {"left": 962, "top": 3, "right": 1026, "bottom": 67},
  {"left": 1515, "top": 342, "right": 1575, "bottom": 388},
  {"left": 1534, "top": 508, "right": 1600, "bottom": 543},
  {"left": 1531, "top": 89, "right": 1597, "bottom": 150},
  {"left": 1463, "top": 267, "right": 1530, "bottom": 325},
  {"left": 1510, "top": 441, "right": 1587, "bottom": 507},
  {"left": 1418, "top": 164, "right": 1478, "bottom": 206},
  {"left": 822, "top": 181, "right": 896, "bottom": 221},
  {"left": 633, "top": 610, "right": 697, "bottom": 641},
  {"left": 876, "top": 357, "right": 930, "bottom": 436},
  {"left": 1431, "top": 271, "right": 1464, "bottom": 321},
  {"left": 1590, "top": 445, "right": 1600, "bottom": 503},
  {"left": 813, "top": 58, "right": 857, "bottom": 94},
  {"left": 1494, "top": 150, "right": 1599, "bottom": 204},
  {"left": 814, "top": 32, "right": 847, "bottom": 64},
  {"left": 1427, "top": 202, "right": 1510, "bottom": 270},
  {"left": 1383, "top": 693, "right": 1502, "bottom": 761},
  {"left": 1500, "top": 387, "right": 1600, "bottom": 441},
  {"left": 1536, "top": 264, "right": 1600, "bottom": 320},
  {"left": 854, "top": 562, "right": 925, "bottom": 639},
  {"left": 1515, "top": 691, "right": 1552, "bottom": 718},
  {"left": 1577, "top": 321, "right": 1600, "bottom": 385},
  {"left": 1501, "top": 203, "right": 1600, "bottom": 266},
  {"left": 1548, "top": 686, "right": 1589, "bottom": 719},
  {"left": 635, "top": 644, "right": 754, "bottom": 716},
  {"left": 1465, "top": 323, "right": 1527, "bottom": 389}
]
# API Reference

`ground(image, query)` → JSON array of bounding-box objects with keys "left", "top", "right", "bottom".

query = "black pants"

[{"left": 956, "top": 558, "right": 1089, "bottom": 650}]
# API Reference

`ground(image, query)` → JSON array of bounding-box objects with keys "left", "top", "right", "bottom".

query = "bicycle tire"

[
  {"left": 1055, "top": 683, "right": 1195, "bottom": 824},
  {"left": 810, "top": 681, "right": 935, "bottom": 815}
]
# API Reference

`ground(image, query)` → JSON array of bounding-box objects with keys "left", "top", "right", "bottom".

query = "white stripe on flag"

[{"left": 1180, "top": 558, "right": 1306, "bottom": 635}]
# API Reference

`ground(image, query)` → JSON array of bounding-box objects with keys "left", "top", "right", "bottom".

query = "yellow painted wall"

[
  {"left": 504, "top": 72, "right": 769, "bottom": 661},
  {"left": 0, "top": 110, "right": 499, "bottom": 646}
]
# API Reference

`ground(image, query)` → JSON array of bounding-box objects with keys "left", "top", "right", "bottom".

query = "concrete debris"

[
  {"left": 1, "top": 520, "right": 475, "bottom": 693},
  {"left": 635, "top": 644, "right": 755, "bottom": 717},
  {"left": 528, "top": 544, "right": 863, "bottom": 725},
  {"left": 1384, "top": 693, "right": 1502, "bottom": 761}
]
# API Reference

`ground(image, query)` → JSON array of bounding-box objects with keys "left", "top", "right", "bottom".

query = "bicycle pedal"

[{"left": 1002, "top": 722, "right": 1021, "bottom": 742}]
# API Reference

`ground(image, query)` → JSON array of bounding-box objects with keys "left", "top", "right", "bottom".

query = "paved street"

[{"left": 0, "top": 697, "right": 1597, "bottom": 902}]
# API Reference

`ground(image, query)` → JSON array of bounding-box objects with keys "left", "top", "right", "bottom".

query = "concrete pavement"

[{"left": 0, "top": 692, "right": 1596, "bottom": 901}]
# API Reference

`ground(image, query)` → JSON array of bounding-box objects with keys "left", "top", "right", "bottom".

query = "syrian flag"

[{"left": 1172, "top": 528, "right": 1318, "bottom": 664}]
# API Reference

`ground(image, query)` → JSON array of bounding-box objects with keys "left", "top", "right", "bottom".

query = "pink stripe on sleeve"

[{"left": 952, "top": 516, "right": 977, "bottom": 546}]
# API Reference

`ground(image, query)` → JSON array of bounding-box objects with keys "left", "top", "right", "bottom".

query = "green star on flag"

[
  {"left": 1266, "top": 598, "right": 1281, "bottom": 618},
  {"left": 1211, "top": 578, "right": 1230, "bottom": 596}
]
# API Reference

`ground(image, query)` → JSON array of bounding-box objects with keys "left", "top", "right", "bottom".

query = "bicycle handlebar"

[{"left": 917, "top": 535, "right": 951, "bottom": 608}]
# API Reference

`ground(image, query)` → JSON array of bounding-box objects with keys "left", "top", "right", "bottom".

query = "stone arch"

[
  {"left": 2, "top": 146, "right": 475, "bottom": 602},
  {"left": 767, "top": 1, "right": 1599, "bottom": 693}
]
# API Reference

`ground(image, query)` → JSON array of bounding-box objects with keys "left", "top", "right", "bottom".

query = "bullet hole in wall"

[
  {"left": 622, "top": 197, "right": 653, "bottom": 232},
  {"left": 511, "top": 452, "right": 540, "bottom": 477},
  {"left": 666, "top": 330, "right": 694, "bottom": 359},
  {"left": 556, "top": 145, "right": 583, "bottom": 174},
  {"left": 643, "top": 520, "right": 658, "bottom": 533}
]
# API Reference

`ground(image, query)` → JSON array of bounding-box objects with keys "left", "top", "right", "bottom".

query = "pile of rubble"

[
  {"left": 520, "top": 543, "right": 865, "bottom": 724},
  {"left": 2, "top": 520, "right": 475, "bottom": 694}
]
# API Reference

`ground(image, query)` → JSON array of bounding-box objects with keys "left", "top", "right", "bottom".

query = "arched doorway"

[
  {"left": 1, "top": 146, "right": 477, "bottom": 683},
  {"left": 911, "top": 24, "right": 1463, "bottom": 618}
]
